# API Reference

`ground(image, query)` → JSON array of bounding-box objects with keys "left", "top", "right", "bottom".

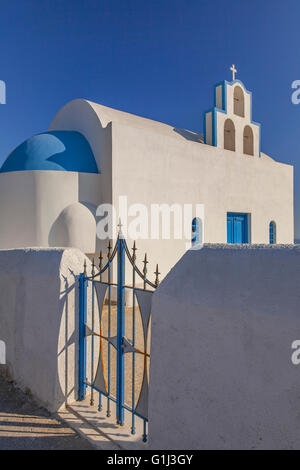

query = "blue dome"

[{"left": 0, "top": 131, "right": 99, "bottom": 174}]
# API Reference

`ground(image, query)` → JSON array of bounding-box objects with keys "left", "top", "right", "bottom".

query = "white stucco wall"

[
  {"left": 111, "top": 120, "right": 293, "bottom": 282},
  {"left": 49, "top": 99, "right": 113, "bottom": 193},
  {"left": 0, "top": 248, "right": 94, "bottom": 412},
  {"left": 49, "top": 99, "right": 114, "bottom": 256},
  {"left": 149, "top": 245, "right": 300, "bottom": 449},
  {"left": 0, "top": 171, "right": 101, "bottom": 253},
  {"left": 0, "top": 98, "right": 291, "bottom": 285}
]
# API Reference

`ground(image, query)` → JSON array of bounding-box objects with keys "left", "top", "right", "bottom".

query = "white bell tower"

[{"left": 204, "top": 67, "right": 261, "bottom": 158}]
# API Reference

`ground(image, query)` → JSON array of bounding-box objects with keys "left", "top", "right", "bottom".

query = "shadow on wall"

[
  {"left": 56, "top": 261, "right": 100, "bottom": 410},
  {"left": 0, "top": 340, "right": 6, "bottom": 376},
  {"left": 0, "top": 249, "right": 66, "bottom": 409},
  {"left": 0, "top": 248, "right": 94, "bottom": 412},
  {"left": 173, "top": 128, "right": 204, "bottom": 143},
  {"left": 57, "top": 271, "right": 78, "bottom": 405}
]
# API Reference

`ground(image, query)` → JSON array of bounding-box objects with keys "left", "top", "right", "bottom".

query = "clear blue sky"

[{"left": 0, "top": 0, "right": 299, "bottom": 237}]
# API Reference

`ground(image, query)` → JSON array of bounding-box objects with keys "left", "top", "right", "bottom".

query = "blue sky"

[{"left": 0, "top": 0, "right": 299, "bottom": 237}]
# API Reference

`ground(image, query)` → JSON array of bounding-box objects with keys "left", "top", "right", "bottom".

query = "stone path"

[
  {"left": 0, "top": 301, "right": 150, "bottom": 449},
  {"left": 96, "top": 304, "right": 150, "bottom": 408},
  {"left": 0, "top": 375, "right": 94, "bottom": 450},
  {"left": 58, "top": 399, "right": 146, "bottom": 450}
]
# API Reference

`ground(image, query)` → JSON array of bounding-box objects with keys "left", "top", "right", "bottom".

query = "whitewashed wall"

[
  {"left": 0, "top": 171, "right": 101, "bottom": 253},
  {"left": 111, "top": 120, "right": 294, "bottom": 283},
  {"left": 148, "top": 245, "right": 300, "bottom": 450},
  {"left": 50, "top": 99, "right": 294, "bottom": 282},
  {"left": 0, "top": 248, "right": 95, "bottom": 412}
]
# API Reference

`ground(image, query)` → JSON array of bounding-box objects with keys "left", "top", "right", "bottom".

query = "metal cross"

[{"left": 230, "top": 64, "right": 237, "bottom": 81}]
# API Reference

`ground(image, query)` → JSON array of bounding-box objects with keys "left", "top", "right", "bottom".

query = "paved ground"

[
  {"left": 59, "top": 400, "right": 146, "bottom": 450},
  {"left": 97, "top": 304, "right": 150, "bottom": 406},
  {"left": 0, "top": 301, "right": 149, "bottom": 450},
  {"left": 0, "top": 375, "right": 94, "bottom": 450}
]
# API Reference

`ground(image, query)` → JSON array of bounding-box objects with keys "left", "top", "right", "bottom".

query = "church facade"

[{"left": 0, "top": 77, "right": 294, "bottom": 278}]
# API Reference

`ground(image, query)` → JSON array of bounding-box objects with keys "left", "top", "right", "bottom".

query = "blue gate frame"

[{"left": 78, "top": 229, "right": 159, "bottom": 442}]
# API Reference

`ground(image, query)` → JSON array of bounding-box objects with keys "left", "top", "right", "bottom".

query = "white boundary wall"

[
  {"left": 149, "top": 245, "right": 300, "bottom": 450},
  {"left": 2, "top": 244, "right": 300, "bottom": 449},
  {"left": 0, "top": 248, "right": 93, "bottom": 412}
]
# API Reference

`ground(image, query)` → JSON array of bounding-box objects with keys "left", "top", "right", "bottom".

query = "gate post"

[
  {"left": 116, "top": 237, "right": 125, "bottom": 425},
  {"left": 78, "top": 272, "right": 87, "bottom": 401}
]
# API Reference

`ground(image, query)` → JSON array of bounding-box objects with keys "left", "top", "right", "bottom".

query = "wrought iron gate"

[{"left": 78, "top": 230, "right": 159, "bottom": 442}]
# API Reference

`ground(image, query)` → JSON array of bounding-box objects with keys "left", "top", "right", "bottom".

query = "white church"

[{"left": 0, "top": 68, "right": 294, "bottom": 278}]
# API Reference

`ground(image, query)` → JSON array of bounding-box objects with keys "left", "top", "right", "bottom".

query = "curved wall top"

[{"left": 49, "top": 99, "right": 112, "bottom": 175}]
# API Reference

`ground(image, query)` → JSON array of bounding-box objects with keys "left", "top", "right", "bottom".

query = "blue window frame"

[
  {"left": 192, "top": 218, "right": 202, "bottom": 246},
  {"left": 269, "top": 221, "right": 276, "bottom": 244},
  {"left": 227, "top": 213, "right": 249, "bottom": 244}
]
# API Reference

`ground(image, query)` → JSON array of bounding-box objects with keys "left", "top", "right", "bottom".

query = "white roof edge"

[
  {"left": 85, "top": 100, "right": 204, "bottom": 143},
  {"left": 49, "top": 99, "right": 289, "bottom": 165}
]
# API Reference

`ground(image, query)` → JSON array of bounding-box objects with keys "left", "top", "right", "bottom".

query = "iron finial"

[
  {"left": 99, "top": 250, "right": 103, "bottom": 282},
  {"left": 143, "top": 253, "right": 149, "bottom": 289},
  {"left": 83, "top": 259, "right": 87, "bottom": 276},
  {"left": 154, "top": 264, "right": 160, "bottom": 287},
  {"left": 99, "top": 251, "right": 103, "bottom": 269},
  {"left": 143, "top": 253, "right": 148, "bottom": 276},
  {"left": 92, "top": 257, "right": 95, "bottom": 276},
  {"left": 132, "top": 240, "right": 137, "bottom": 263},
  {"left": 107, "top": 240, "right": 112, "bottom": 259}
]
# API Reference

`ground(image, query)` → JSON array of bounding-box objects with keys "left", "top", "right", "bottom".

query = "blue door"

[{"left": 227, "top": 213, "right": 248, "bottom": 244}]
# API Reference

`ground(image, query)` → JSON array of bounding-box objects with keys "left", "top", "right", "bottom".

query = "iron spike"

[
  {"left": 83, "top": 259, "right": 87, "bottom": 276},
  {"left": 132, "top": 240, "right": 137, "bottom": 263},
  {"left": 143, "top": 253, "right": 149, "bottom": 289},
  {"left": 99, "top": 251, "right": 103, "bottom": 282},
  {"left": 92, "top": 257, "right": 95, "bottom": 276},
  {"left": 154, "top": 264, "right": 160, "bottom": 287},
  {"left": 99, "top": 251, "right": 103, "bottom": 269},
  {"left": 143, "top": 253, "right": 148, "bottom": 276},
  {"left": 107, "top": 240, "right": 112, "bottom": 259}
]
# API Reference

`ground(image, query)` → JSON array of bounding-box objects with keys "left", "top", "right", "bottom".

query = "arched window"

[
  {"left": 224, "top": 119, "right": 235, "bottom": 151},
  {"left": 234, "top": 86, "right": 245, "bottom": 117},
  {"left": 192, "top": 218, "right": 203, "bottom": 246},
  {"left": 269, "top": 221, "right": 276, "bottom": 244},
  {"left": 243, "top": 125, "right": 254, "bottom": 156}
]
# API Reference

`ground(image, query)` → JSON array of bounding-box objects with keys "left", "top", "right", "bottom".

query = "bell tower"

[{"left": 204, "top": 66, "right": 261, "bottom": 157}]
